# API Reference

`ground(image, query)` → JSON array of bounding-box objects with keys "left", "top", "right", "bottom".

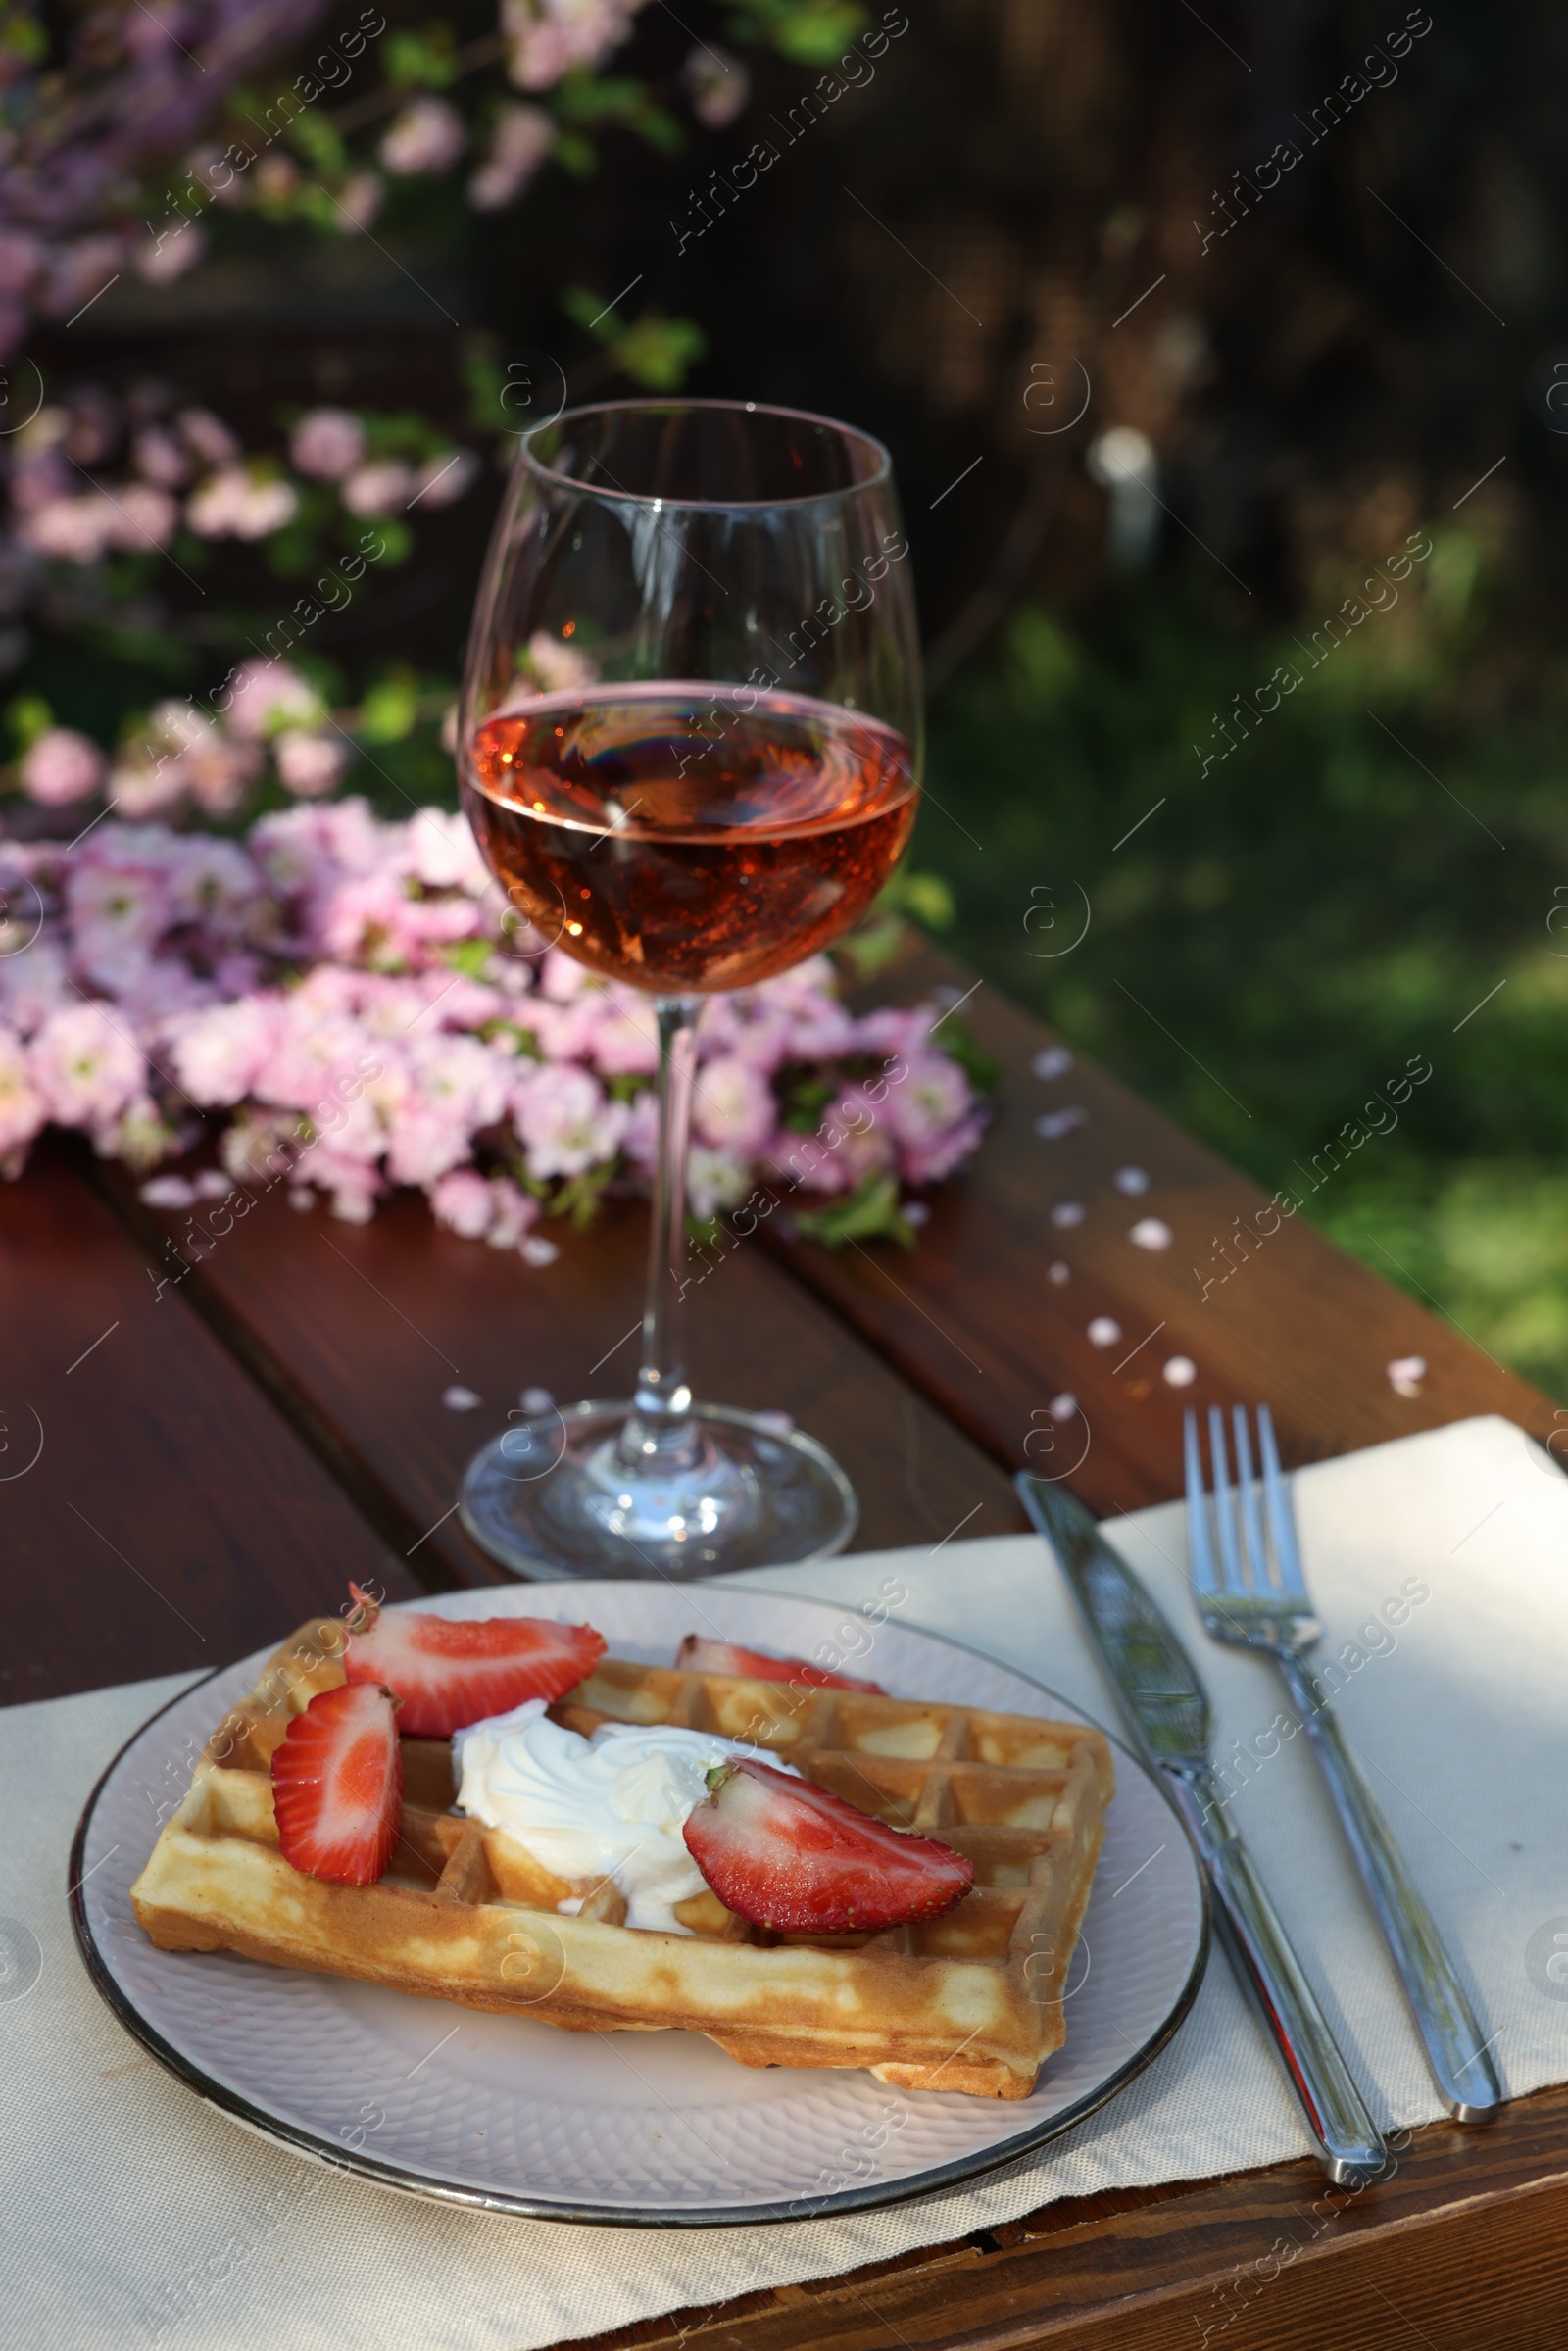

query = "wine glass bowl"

[{"left": 456, "top": 399, "right": 922, "bottom": 1581}]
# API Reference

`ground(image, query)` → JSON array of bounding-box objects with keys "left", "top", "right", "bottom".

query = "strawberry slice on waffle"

[
  {"left": 674, "top": 1635, "right": 885, "bottom": 1694},
  {"left": 683, "top": 1758, "right": 974, "bottom": 1934},
  {"left": 271, "top": 1683, "right": 403, "bottom": 1885},
  {"left": 342, "top": 1586, "right": 606, "bottom": 1737}
]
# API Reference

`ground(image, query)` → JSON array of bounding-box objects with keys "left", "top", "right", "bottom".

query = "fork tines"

[{"left": 1184, "top": 1403, "right": 1309, "bottom": 1601}]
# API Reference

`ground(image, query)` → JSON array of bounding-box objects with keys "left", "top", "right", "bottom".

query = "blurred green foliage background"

[{"left": 915, "top": 520, "right": 1568, "bottom": 1400}]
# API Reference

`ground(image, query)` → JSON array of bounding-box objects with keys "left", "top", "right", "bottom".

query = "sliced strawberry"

[
  {"left": 683, "top": 1759, "right": 973, "bottom": 1934},
  {"left": 342, "top": 1586, "right": 605, "bottom": 1737},
  {"left": 271, "top": 1683, "right": 403, "bottom": 1886},
  {"left": 674, "top": 1635, "right": 885, "bottom": 1694}
]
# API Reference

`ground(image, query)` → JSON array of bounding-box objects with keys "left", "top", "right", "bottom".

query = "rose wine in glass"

[
  {"left": 466, "top": 685, "right": 917, "bottom": 992},
  {"left": 457, "top": 400, "right": 923, "bottom": 1579}
]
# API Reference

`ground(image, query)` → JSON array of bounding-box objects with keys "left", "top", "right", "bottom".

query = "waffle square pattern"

[{"left": 133, "top": 1621, "right": 1113, "bottom": 2100}]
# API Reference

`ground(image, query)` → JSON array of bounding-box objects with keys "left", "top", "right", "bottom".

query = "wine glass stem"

[{"left": 617, "top": 995, "right": 702, "bottom": 1473}]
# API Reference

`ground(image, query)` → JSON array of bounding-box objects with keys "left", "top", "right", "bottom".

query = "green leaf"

[
  {"left": 6, "top": 695, "right": 53, "bottom": 754},
  {"left": 933, "top": 1017, "right": 999, "bottom": 1097},
  {"left": 562, "top": 284, "right": 612, "bottom": 339},
  {"left": 357, "top": 675, "right": 421, "bottom": 742},
  {"left": 443, "top": 938, "right": 496, "bottom": 977},
  {"left": 550, "top": 1161, "right": 617, "bottom": 1229},
  {"left": 552, "top": 128, "right": 599, "bottom": 177},
  {"left": 724, "top": 0, "right": 870, "bottom": 62},
  {"left": 385, "top": 27, "right": 459, "bottom": 87},
  {"left": 287, "top": 111, "right": 348, "bottom": 174},
  {"left": 834, "top": 909, "right": 907, "bottom": 981},
  {"left": 606, "top": 311, "right": 708, "bottom": 392},
  {"left": 792, "top": 1170, "right": 915, "bottom": 1249},
  {"left": 364, "top": 515, "right": 412, "bottom": 567}
]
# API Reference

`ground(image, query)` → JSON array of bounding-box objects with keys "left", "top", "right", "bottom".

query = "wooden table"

[{"left": 3, "top": 937, "right": 1560, "bottom": 2350}]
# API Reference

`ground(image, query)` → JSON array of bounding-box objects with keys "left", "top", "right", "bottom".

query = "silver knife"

[{"left": 1017, "top": 1472, "right": 1388, "bottom": 2184}]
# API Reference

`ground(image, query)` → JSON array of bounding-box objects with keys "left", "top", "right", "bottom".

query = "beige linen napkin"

[{"left": 5, "top": 1412, "right": 1565, "bottom": 2351}]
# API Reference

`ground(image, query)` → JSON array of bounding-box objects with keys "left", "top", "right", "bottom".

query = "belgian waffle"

[{"left": 131, "top": 1618, "right": 1113, "bottom": 2099}]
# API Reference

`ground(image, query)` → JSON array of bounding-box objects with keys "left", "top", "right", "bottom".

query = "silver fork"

[{"left": 1184, "top": 1404, "right": 1502, "bottom": 2123}]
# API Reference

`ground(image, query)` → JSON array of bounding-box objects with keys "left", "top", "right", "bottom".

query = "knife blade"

[{"left": 1016, "top": 1472, "right": 1388, "bottom": 2184}]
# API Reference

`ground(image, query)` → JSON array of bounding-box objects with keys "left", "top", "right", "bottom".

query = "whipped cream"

[{"left": 454, "top": 1699, "right": 795, "bottom": 1933}]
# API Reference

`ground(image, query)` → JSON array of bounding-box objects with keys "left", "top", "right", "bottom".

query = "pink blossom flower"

[
  {"left": 39, "top": 238, "right": 122, "bottom": 321},
  {"left": 0, "top": 231, "right": 42, "bottom": 298},
  {"left": 8, "top": 429, "right": 72, "bottom": 516},
  {"left": 782, "top": 1000, "right": 858, "bottom": 1061},
  {"left": 538, "top": 948, "right": 597, "bottom": 1004},
  {"left": 91, "top": 1090, "right": 171, "bottom": 1170},
  {"left": 0, "top": 938, "right": 74, "bottom": 1039},
  {"left": 885, "top": 1051, "right": 973, "bottom": 1151},
  {"left": 102, "top": 483, "right": 178, "bottom": 550},
  {"left": 109, "top": 745, "right": 187, "bottom": 820},
  {"left": 692, "top": 1053, "right": 774, "bottom": 1156},
  {"left": 513, "top": 1062, "right": 628, "bottom": 1178},
  {"left": 29, "top": 1003, "right": 145, "bottom": 1125},
  {"left": 413, "top": 1032, "right": 512, "bottom": 1123},
  {"left": 335, "top": 173, "right": 385, "bottom": 232},
  {"left": 881, "top": 1052, "right": 988, "bottom": 1185},
  {"left": 853, "top": 1004, "right": 935, "bottom": 1062},
  {"left": 0, "top": 1020, "right": 46, "bottom": 1169},
  {"left": 621, "top": 1085, "right": 659, "bottom": 1175},
  {"left": 468, "top": 104, "right": 555, "bottom": 209},
  {"left": 342, "top": 460, "right": 415, "bottom": 517},
  {"left": 65, "top": 856, "right": 172, "bottom": 991},
  {"left": 379, "top": 97, "right": 466, "bottom": 175},
  {"left": 166, "top": 835, "right": 261, "bottom": 932},
  {"left": 586, "top": 991, "right": 660, "bottom": 1076},
  {"left": 522, "top": 628, "right": 599, "bottom": 694},
  {"left": 274, "top": 730, "right": 348, "bottom": 798},
  {"left": 382, "top": 1105, "right": 471, "bottom": 1188},
  {"left": 383, "top": 1034, "right": 510, "bottom": 1185},
  {"left": 303, "top": 1144, "right": 384, "bottom": 1223},
  {"left": 687, "top": 1144, "right": 748, "bottom": 1219},
  {"left": 222, "top": 661, "right": 320, "bottom": 741},
  {"left": 168, "top": 995, "right": 281, "bottom": 1104},
  {"left": 411, "top": 449, "right": 479, "bottom": 508},
  {"left": 180, "top": 730, "right": 263, "bottom": 816},
  {"left": 20, "top": 728, "right": 104, "bottom": 806},
  {"left": 318, "top": 871, "right": 480, "bottom": 971},
  {"left": 486, "top": 1176, "right": 540, "bottom": 1248},
  {"left": 255, "top": 154, "right": 301, "bottom": 202},
  {"left": 186, "top": 468, "right": 299, "bottom": 540},
  {"left": 431, "top": 1166, "right": 494, "bottom": 1238},
  {"left": 682, "top": 45, "right": 749, "bottom": 128},
  {"left": 252, "top": 1000, "right": 373, "bottom": 1111},
  {"left": 406, "top": 808, "right": 490, "bottom": 896},
  {"left": 898, "top": 1108, "right": 989, "bottom": 1188},
  {"left": 176, "top": 408, "right": 241, "bottom": 467},
  {"left": 135, "top": 220, "right": 207, "bottom": 284},
  {"left": 772, "top": 1085, "right": 894, "bottom": 1196},
  {"left": 113, "top": 958, "right": 216, "bottom": 1025},
  {"left": 769, "top": 1129, "right": 848, "bottom": 1196},
  {"left": 290, "top": 409, "right": 366, "bottom": 481},
  {"left": 133, "top": 425, "right": 190, "bottom": 487},
  {"left": 20, "top": 496, "right": 118, "bottom": 563},
  {"left": 503, "top": 0, "right": 644, "bottom": 91},
  {"left": 185, "top": 148, "right": 249, "bottom": 210}
]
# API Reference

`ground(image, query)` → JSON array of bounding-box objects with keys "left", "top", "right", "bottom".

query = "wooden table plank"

[
  {"left": 0, "top": 1141, "right": 422, "bottom": 1704},
  {"left": 770, "top": 941, "right": 1560, "bottom": 1516},
  {"left": 98, "top": 1166, "right": 1024, "bottom": 1585},
  {"left": 578, "top": 2082, "right": 1568, "bottom": 2350}
]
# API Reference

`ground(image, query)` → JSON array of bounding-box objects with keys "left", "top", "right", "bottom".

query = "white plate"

[{"left": 72, "top": 1583, "right": 1207, "bottom": 2226}]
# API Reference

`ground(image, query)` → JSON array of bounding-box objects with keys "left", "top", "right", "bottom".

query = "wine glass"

[{"left": 456, "top": 398, "right": 922, "bottom": 1580}]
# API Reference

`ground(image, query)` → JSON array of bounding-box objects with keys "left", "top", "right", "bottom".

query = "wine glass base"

[{"left": 459, "top": 1400, "right": 859, "bottom": 1581}]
